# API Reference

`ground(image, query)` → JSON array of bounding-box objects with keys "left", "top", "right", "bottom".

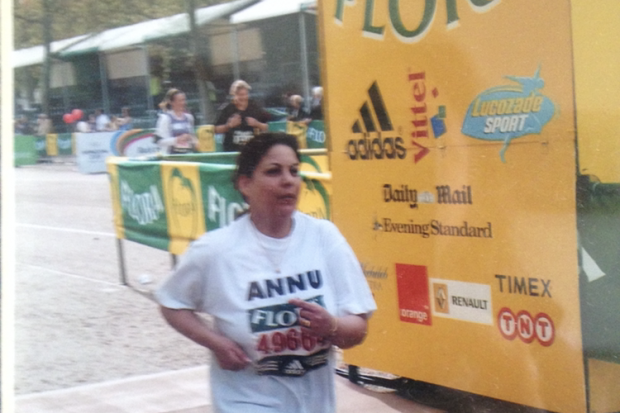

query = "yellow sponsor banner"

[
  {"left": 160, "top": 163, "right": 206, "bottom": 255},
  {"left": 320, "top": 1, "right": 585, "bottom": 412},
  {"left": 106, "top": 158, "right": 125, "bottom": 240},
  {"left": 287, "top": 121, "right": 308, "bottom": 149},
  {"left": 196, "top": 125, "right": 216, "bottom": 152},
  {"left": 46, "top": 133, "right": 58, "bottom": 156},
  {"left": 298, "top": 172, "right": 331, "bottom": 221},
  {"left": 572, "top": 0, "right": 620, "bottom": 183}
]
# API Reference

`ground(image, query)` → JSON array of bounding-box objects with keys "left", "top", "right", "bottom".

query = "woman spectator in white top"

[{"left": 155, "top": 88, "right": 198, "bottom": 154}]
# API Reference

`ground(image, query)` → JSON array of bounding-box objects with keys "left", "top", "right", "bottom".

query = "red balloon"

[
  {"left": 63, "top": 113, "right": 75, "bottom": 124},
  {"left": 71, "top": 109, "right": 83, "bottom": 120}
]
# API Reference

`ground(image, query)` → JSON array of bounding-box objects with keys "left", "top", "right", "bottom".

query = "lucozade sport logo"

[{"left": 461, "top": 67, "right": 556, "bottom": 162}]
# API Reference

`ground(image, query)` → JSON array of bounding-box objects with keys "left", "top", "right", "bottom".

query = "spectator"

[
  {"left": 108, "top": 116, "right": 119, "bottom": 131},
  {"left": 116, "top": 107, "right": 133, "bottom": 131},
  {"left": 15, "top": 115, "right": 33, "bottom": 135},
  {"left": 214, "top": 80, "right": 271, "bottom": 152},
  {"left": 154, "top": 88, "right": 198, "bottom": 154},
  {"left": 95, "top": 109, "right": 111, "bottom": 131},
  {"left": 36, "top": 114, "right": 53, "bottom": 136},
  {"left": 75, "top": 118, "right": 91, "bottom": 133},
  {"left": 287, "top": 95, "right": 311, "bottom": 125},
  {"left": 309, "top": 86, "right": 323, "bottom": 120},
  {"left": 87, "top": 114, "right": 97, "bottom": 132}
]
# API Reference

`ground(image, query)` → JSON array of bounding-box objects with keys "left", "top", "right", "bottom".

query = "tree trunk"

[
  {"left": 41, "top": 0, "right": 52, "bottom": 115},
  {"left": 186, "top": 0, "right": 215, "bottom": 124}
]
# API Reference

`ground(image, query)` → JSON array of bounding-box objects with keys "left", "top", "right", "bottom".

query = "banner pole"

[{"left": 116, "top": 238, "right": 128, "bottom": 285}]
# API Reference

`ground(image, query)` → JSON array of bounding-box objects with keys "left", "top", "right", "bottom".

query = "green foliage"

[{"left": 14, "top": 0, "right": 229, "bottom": 49}]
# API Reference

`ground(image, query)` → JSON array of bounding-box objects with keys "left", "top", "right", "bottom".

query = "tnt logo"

[{"left": 497, "top": 307, "right": 554, "bottom": 347}]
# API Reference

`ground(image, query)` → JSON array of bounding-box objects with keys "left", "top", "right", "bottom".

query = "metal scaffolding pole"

[
  {"left": 99, "top": 52, "right": 111, "bottom": 115},
  {"left": 299, "top": 11, "right": 311, "bottom": 110},
  {"left": 232, "top": 25, "right": 241, "bottom": 80}
]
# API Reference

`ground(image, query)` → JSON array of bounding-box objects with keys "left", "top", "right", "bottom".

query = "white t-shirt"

[
  {"left": 75, "top": 121, "right": 90, "bottom": 133},
  {"left": 154, "top": 111, "right": 195, "bottom": 153},
  {"left": 156, "top": 212, "right": 376, "bottom": 413},
  {"left": 95, "top": 114, "right": 111, "bottom": 131}
]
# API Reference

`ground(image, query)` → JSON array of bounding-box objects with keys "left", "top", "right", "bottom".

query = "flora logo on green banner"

[
  {"left": 207, "top": 185, "right": 247, "bottom": 229},
  {"left": 169, "top": 168, "right": 200, "bottom": 238},
  {"left": 120, "top": 180, "right": 165, "bottom": 225}
]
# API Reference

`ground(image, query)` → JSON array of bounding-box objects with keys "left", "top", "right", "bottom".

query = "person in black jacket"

[
  {"left": 214, "top": 80, "right": 271, "bottom": 152},
  {"left": 286, "top": 95, "right": 311, "bottom": 125}
]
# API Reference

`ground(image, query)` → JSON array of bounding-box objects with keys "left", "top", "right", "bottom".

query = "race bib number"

[
  {"left": 233, "top": 130, "right": 254, "bottom": 145},
  {"left": 249, "top": 296, "right": 331, "bottom": 376}
]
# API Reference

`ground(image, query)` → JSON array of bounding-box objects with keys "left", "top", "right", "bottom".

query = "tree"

[
  {"left": 14, "top": 0, "right": 223, "bottom": 49},
  {"left": 14, "top": 0, "right": 233, "bottom": 119}
]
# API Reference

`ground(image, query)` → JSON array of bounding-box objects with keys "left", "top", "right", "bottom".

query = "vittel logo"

[{"left": 347, "top": 81, "right": 406, "bottom": 161}]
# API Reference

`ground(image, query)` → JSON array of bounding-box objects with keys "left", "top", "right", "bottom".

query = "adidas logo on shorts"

[{"left": 283, "top": 359, "right": 305, "bottom": 376}]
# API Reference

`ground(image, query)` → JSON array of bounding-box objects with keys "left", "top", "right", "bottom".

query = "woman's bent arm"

[
  {"left": 330, "top": 314, "right": 368, "bottom": 349},
  {"left": 160, "top": 306, "right": 251, "bottom": 370}
]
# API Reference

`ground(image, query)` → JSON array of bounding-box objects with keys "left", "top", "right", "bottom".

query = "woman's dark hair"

[{"left": 233, "top": 133, "right": 301, "bottom": 190}]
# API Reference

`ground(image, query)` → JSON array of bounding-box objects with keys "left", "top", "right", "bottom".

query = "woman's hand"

[
  {"left": 288, "top": 298, "right": 336, "bottom": 338},
  {"left": 175, "top": 133, "right": 191, "bottom": 146},
  {"left": 228, "top": 113, "right": 242, "bottom": 128},
  {"left": 210, "top": 335, "right": 252, "bottom": 371},
  {"left": 288, "top": 299, "right": 369, "bottom": 349},
  {"left": 246, "top": 116, "right": 268, "bottom": 131},
  {"left": 246, "top": 116, "right": 259, "bottom": 127}
]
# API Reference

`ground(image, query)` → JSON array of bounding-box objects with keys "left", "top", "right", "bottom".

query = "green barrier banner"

[
  {"left": 268, "top": 120, "right": 326, "bottom": 149},
  {"left": 199, "top": 164, "right": 247, "bottom": 231},
  {"left": 305, "top": 121, "right": 326, "bottom": 149},
  {"left": 117, "top": 163, "right": 170, "bottom": 251},
  {"left": 268, "top": 121, "right": 288, "bottom": 132},
  {"left": 56, "top": 133, "right": 74, "bottom": 155},
  {"left": 14, "top": 135, "right": 38, "bottom": 166},
  {"left": 108, "top": 151, "right": 331, "bottom": 255},
  {"left": 35, "top": 136, "right": 47, "bottom": 157}
]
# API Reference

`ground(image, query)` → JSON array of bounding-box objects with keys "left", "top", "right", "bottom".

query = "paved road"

[{"left": 15, "top": 163, "right": 208, "bottom": 395}]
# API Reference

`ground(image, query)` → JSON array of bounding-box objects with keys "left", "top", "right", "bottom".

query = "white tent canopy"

[
  {"left": 13, "top": 34, "right": 90, "bottom": 68},
  {"left": 12, "top": 0, "right": 258, "bottom": 67},
  {"left": 230, "top": 0, "right": 316, "bottom": 24}
]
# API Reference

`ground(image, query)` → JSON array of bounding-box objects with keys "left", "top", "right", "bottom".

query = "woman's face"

[
  {"left": 234, "top": 87, "right": 249, "bottom": 108},
  {"left": 171, "top": 93, "right": 186, "bottom": 112},
  {"left": 239, "top": 144, "right": 301, "bottom": 219}
]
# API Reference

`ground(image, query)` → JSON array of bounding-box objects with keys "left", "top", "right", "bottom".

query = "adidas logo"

[
  {"left": 347, "top": 81, "right": 406, "bottom": 160},
  {"left": 283, "top": 359, "right": 305, "bottom": 376}
]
